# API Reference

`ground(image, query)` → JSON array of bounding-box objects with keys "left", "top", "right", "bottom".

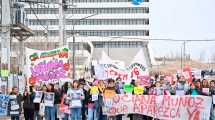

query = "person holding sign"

[
  {"left": 130, "top": 79, "right": 146, "bottom": 120},
  {"left": 186, "top": 83, "right": 199, "bottom": 95},
  {"left": 23, "top": 86, "right": 35, "bottom": 120},
  {"left": 86, "top": 80, "right": 100, "bottom": 120},
  {"left": 210, "top": 80, "right": 215, "bottom": 120},
  {"left": 8, "top": 86, "right": 22, "bottom": 120},
  {"left": 103, "top": 79, "right": 122, "bottom": 120},
  {"left": 44, "top": 84, "right": 56, "bottom": 120},
  {"left": 201, "top": 79, "right": 210, "bottom": 96},
  {"left": 133, "top": 79, "right": 144, "bottom": 95},
  {"left": 59, "top": 82, "right": 70, "bottom": 120},
  {"left": 67, "top": 80, "right": 85, "bottom": 120}
]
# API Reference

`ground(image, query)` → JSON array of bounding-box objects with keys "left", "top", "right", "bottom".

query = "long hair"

[
  {"left": 47, "top": 83, "right": 54, "bottom": 92},
  {"left": 72, "top": 80, "right": 80, "bottom": 89},
  {"left": 201, "top": 79, "right": 209, "bottom": 88},
  {"left": 61, "top": 82, "right": 69, "bottom": 94}
]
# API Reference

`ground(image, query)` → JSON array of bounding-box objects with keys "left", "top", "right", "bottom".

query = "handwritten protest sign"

[
  {"left": 104, "top": 90, "right": 116, "bottom": 98},
  {"left": 137, "top": 75, "right": 150, "bottom": 86},
  {"left": 0, "top": 94, "right": 9, "bottom": 116},
  {"left": 26, "top": 47, "right": 70, "bottom": 85},
  {"left": 44, "top": 92, "right": 55, "bottom": 107},
  {"left": 90, "top": 86, "right": 99, "bottom": 94},
  {"left": 202, "top": 88, "right": 210, "bottom": 95},
  {"left": 103, "top": 95, "right": 212, "bottom": 120},
  {"left": 123, "top": 84, "right": 134, "bottom": 93},
  {"left": 183, "top": 66, "right": 192, "bottom": 83},
  {"left": 92, "top": 93, "right": 99, "bottom": 101},
  {"left": 97, "top": 63, "right": 148, "bottom": 83},
  {"left": 134, "top": 86, "right": 144, "bottom": 95},
  {"left": 34, "top": 91, "right": 43, "bottom": 103}
]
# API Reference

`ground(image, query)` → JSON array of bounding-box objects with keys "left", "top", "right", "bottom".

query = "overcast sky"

[{"left": 149, "top": 0, "right": 215, "bottom": 62}]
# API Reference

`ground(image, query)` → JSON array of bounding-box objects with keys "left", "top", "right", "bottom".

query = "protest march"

[{"left": 1, "top": 47, "right": 215, "bottom": 120}]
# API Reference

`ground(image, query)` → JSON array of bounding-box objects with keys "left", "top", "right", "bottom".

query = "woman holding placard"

[
  {"left": 44, "top": 84, "right": 56, "bottom": 120},
  {"left": 130, "top": 79, "right": 146, "bottom": 120},
  {"left": 201, "top": 79, "right": 210, "bottom": 96},
  {"left": 67, "top": 80, "right": 85, "bottom": 120},
  {"left": 86, "top": 80, "right": 100, "bottom": 120}
]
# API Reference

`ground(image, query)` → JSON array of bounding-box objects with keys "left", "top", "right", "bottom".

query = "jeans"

[
  {"left": 11, "top": 116, "right": 20, "bottom": 120},
  {"left": 34, "top": 110, "right": 43, "bottom": 120},
  {"left": 45, "top": 106, "right": 56, "bottom": 120},
  {"left": 88, "top": 108, "right": 98, "bottom": 120},
  {"left": 62, "top": 113, "right": 70, "bottom": 120},
  {"left": 71, "top": 108, "right": 81, "bottom": 120}
]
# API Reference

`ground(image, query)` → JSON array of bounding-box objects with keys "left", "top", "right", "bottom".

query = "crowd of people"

[{"left": 5, "top": 74, "right": 215, "bottom": 120}]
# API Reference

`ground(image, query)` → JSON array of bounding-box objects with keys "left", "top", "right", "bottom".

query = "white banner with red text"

[{"left": 103, "top": 95, "right": 212, "bottom": 120}]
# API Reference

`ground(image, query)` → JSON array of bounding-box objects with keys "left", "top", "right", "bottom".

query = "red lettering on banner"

[
  {"left": 133, "top": 103, "right": 140, "bottom": 113},
  {"left": 113, "top": 95, "right": 120, "bottom": 104},
  {"left": 171, "top": 97, "right": 179, "bottom": 106},
  {"left": 141, "top": 104, "right": 147, "bottom": 113},
  {"left": 163, "top": 107, "right": 170, "bottom": 118},
  {"left": 122, "top": 105, "right": 128, "bottom": 113},
  {"left": 150, "top": 95, "right": 156, "bottom": 105},
  {"left": 169, "top": 107, "right": 180, "bottom": 118},
  {"left": 179, "top": 97, "right": 187, "bottom": 107},
  {"left": 147, "top": 104, "right": 155, "bottom": 115},
  {"left": 187, "top": 108, "right": 200, "bottom": 120},
  {"left": 157, "top": 106, "right": 164, "bottom": 117},
  {"left": 195, "top": 97, "right": 204, "bottom": 109},
  {"left": 109, "top": 107, "right": 116, "bottom": 114},
  {"left": 188, "top": 97, "right": 195, "bottom": 107},
  {"left": 162, "top": 95, "right": 171, "bottom": 106},
  {"left": 109, "top": 69, "right": 117, "bottom": 76},
  {"left": 142, "top": 95, "right": 150, "bottom": 104}
]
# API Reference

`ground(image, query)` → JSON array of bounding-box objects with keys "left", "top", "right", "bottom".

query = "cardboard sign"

[
  {"left": 90, "top": 86, "right": 99, "bottom": 94},
  {"left": 104, "top": 90, "right": 116, "bottom": 98},
  {"left": 134, "top": 86, "right": 144, "bottom": 95},
  {"left": 34, "top": 91, "right": 43, "bottom": 103},
  {"left": 92, "top": 93, "right": 99, "bottom": 101},
  {"left": 44, "top": 92, "right": 55, "bottom": 107},
  {"left": 202, "top": 88, "right": 210, "bottom": 95},
  {"left": 103, "top": 95, "right": 212, "bottom": 120},
  {"left": 137, "top": 75, "right": 150, "bottom": 86},
  {"left": 183, "top": 66, "right": 192, "bottom": 83},
  {"left": 0, "top": 94, "right": 10, "bottom": 116},
  {"left": 123, "top": 84, "right": 134, "bottom": 93},
  {"left": 213, "top": 95, "right": 215, "bottom": 104}
]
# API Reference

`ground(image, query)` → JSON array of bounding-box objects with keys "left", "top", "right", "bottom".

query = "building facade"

[{"left": 1, "top": 0, "right": 152, "bottom": 73}]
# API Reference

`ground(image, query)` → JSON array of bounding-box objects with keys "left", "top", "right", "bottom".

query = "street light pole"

[
  {"left": 71, "top": 13, "right": 98, "bottom": 79},
  {"left": 72, "top": 25, "right": 75, "bottom": 79},
  {"left": 59, "top": 0, "right": 65, "bottom": 47}
]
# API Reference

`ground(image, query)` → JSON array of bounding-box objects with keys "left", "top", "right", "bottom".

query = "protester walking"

[
  {"left": 45, "top": 83, "right": 56, "bottom": 120},
  {"left": 23, "top": 86, "right": 35, "bottom": 120},
  {"left": 67, "top": 80, "right": 85, "bottom": 120},
  {"left": 8, "top": 86, "right": 22, "bottom": 120}
]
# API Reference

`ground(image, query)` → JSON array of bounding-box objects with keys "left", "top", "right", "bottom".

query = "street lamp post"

[{"left": 71, "top": 13, "right": 98, "bottom": 79}]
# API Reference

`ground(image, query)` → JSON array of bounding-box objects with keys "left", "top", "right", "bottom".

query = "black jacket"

[
  {"left": 54, "top": 89, "right": 61, "bottom": 104},
  {"left": 23, "top": 92, "right": 35, "bottom": 110},
  {"left": 8, "top": 92, "right": 22, "bottom": 116}
]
